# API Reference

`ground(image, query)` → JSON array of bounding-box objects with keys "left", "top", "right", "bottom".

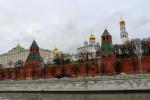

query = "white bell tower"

[{"left": 119, "top": 17, "right": 129, "bottom": 44}]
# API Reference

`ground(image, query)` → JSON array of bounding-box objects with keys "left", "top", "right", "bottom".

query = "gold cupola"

[
  {"left": 89, "top": 33, "right": 96, "bottom": 40},
  {"left": 53, "top": 47, "right": 59, "bottom": 54},
  {"left": 119, "top": 16, "right": 125, "bottom": 25}
]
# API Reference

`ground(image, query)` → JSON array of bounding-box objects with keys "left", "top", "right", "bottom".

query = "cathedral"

[{"left": 77, "top": 33, "right": 100, "bottom": 60}]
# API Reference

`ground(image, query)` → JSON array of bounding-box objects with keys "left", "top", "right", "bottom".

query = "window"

[
  {"left": 103, "top": 56, "right": 105, "bottom": 58},
  {"left": 107, "top": 36, "right": 109, "bottom": 40},
  {"left": 103, "top": 37, "right": 105, "bottom": 40}
]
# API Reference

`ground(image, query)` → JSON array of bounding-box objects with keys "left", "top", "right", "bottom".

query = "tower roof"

[
  {"left": 26, "top": 40, "right": 42, "bottom": 62},
  {"left": 102, "top": 29, "right": 110, "bottom": 36},
  {"left": 30, "top": 40, "right": 39, "bottom": 48},
  {"left": 26, "top": 52, "right": 42, "bottom": 61}
]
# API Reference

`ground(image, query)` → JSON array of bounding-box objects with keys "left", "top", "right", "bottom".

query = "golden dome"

[
  {"left": 54, "top": 47, "right": 58, "bottom": 51},
  {"left": 119, "top": 16, "right": 125, "bottom": 24},
  {"left": 53, "top": 47, "right": 59, "bottom": 53},
  {"left": 89, "top": 33, "right": 95, "bottom": 40}
]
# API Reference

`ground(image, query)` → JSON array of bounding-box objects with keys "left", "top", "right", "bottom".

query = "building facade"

[{"left": 0, "top": 43, "right": 56, "bottom": 67}]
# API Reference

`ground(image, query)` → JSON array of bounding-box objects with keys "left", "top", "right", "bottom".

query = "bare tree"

[{"left": 53, "top": 54, "right": 65, "bottom": 65}]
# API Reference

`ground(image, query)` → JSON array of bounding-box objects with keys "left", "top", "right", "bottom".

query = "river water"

[{"left": 0, "top": 91, "right": 149, "bottom": 100}]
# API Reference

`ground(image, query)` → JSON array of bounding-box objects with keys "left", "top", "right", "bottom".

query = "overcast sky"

[{"left": 0, "top": 0, "right": 150, "bottom": 54}]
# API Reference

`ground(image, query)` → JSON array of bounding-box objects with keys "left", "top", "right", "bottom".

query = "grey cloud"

[{"left": 0, "top": 0, "right": 150, "bottom": 54}]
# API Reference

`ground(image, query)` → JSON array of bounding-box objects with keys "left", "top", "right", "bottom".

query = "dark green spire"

[
  {"left": 102, "top": 29, "right": 110, "bottom": 36},
  {"left": 26, "top": 40, "right": 42, "bottom": 61},
  {"left": 30, "top": 40, "right": 38, "bottom": 48}
]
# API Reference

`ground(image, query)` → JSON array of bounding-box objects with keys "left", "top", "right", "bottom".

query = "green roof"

[
  {"left": 26, "top": 52, "right": 42, "bottom": 61},
  {"left": 10, "top": 43, "right": 25, "bottom": 52},
  {"left": 26, "top": 40, "right": 42, "bottom": 62},
  {"left": 102, "top": 29, "right": 110, "bottom": 36}
]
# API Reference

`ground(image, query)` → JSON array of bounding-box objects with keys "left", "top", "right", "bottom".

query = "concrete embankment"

[{"left": 0, "top": 74, "right": 150, "bottom": 91}]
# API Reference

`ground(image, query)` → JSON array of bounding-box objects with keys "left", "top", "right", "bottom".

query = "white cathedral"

[{"left": 77, "top": 33, "right": 100, "bottom": 59}]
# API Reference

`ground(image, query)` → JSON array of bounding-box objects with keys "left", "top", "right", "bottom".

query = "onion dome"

[
  {"left": 119, "top": 16, "right": 125, "bottom": 24},
  {"left": 89, "top": 33, "right": 96, "bottom": 40},
  {"left": 53, "top": 47, "right": 59, "bottom": 54}
]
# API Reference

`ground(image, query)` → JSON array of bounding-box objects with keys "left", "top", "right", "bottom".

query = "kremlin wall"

[{"left": 0, "top": 18, "right": 150, "bottom": 81}]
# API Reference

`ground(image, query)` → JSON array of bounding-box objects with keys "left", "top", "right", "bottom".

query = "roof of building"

[
  {"left": 26, "top": 40, "right": 42, "bottom": 62},
  {"left": 26, "top": 52, "right": 42, "bottom": 61},
  {"left": 9, "top": 43, "right": 26, "bottom": 53},
  {"left": 30, "top": 40, "right": 38, "bottom": 48},
  {"left": 102, "top": 29, "right": 110, "bottom": 36}
]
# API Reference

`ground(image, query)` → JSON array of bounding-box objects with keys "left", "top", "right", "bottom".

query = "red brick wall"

[
  {"left": 64, "top": 64, "right": 72, "bottom": 77},
  {"left": 101, "top": 54, "right": 116, "bottom": 74},
  {"left": 44, "top": 66, "right": 53, "bottom": 78},
  {"left": 25, "top": 67, "right": 33, "bottom": 79},
  {"left": 54, "top": 66, "right": 62, "bottom": 78},
  {"left": 1, "top": 56, "right": 150, "bottom": 80},
  {"left": 19, "top": 67, "right": 26, "bottom": 80}
]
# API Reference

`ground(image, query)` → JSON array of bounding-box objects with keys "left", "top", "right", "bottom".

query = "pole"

[
  {"left": 98, "top": 59, "right": 101, "bottom": 75},
  {"left": 139, "top": 56, "right": 142, "bottom": 73}
]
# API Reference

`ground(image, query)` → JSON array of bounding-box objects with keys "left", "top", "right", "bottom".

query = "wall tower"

[
  {"left": 101, "top": 29, "right": 113, "bottom": 56},
  {"left": 25, "top": 40, "right": 42, "bottom": 67}
]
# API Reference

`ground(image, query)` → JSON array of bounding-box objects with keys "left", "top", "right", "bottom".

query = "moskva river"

[{"left": 0, "top": 91, "right": 149, "bottom": 100}]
